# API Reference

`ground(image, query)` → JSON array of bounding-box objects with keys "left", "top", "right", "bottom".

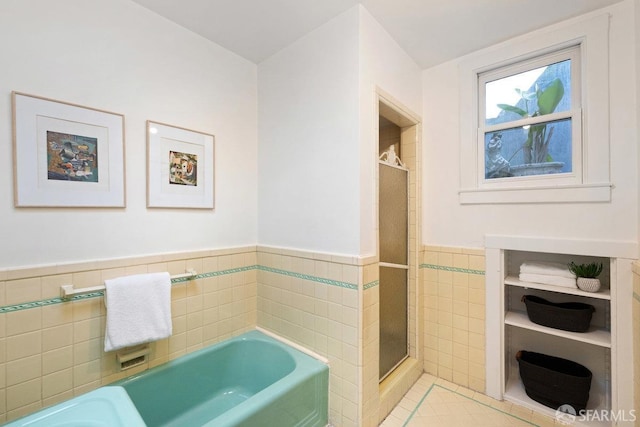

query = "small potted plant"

[{"left": 568, "top": 262, "right": 603, "bottom": 292}]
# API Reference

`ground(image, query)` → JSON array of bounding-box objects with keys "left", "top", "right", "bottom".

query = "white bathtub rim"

[{"left": 255, "top": 326, "right": 330, "bottom": 365}]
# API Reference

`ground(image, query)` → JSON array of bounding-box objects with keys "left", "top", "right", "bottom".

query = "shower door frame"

[
  {"left": 378, "top": 161, "right": 410, "bottom": 382},
  {"left": 373, "top": 88, "right": 423, "bottom": 425}
]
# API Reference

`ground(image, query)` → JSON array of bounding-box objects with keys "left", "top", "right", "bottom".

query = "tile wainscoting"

[
  {"left": 256, "top": 245, "right": 373, "bottom": 427},
  {"left": 421, "top": 245, "right": 486, "bottom": 393},
  {"left": 0, "top": 245, "right": 387, "bottom": 427},
  {"left": 0, "top": 243, "right": 488, "bottom": 426},
  {"left": 256, "top": 245, "right": 421, "bottom": 427},
  {"left": 0, "top": 247, "right": 258, "bottom": 423}
]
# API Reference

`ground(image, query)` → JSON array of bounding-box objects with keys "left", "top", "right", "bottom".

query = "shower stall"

[
  {"left": 372, "top": 93, "right": 422, "bottom": 424},
  {"left": 378, "top": 128, "right": 409, "bottom": 381}
]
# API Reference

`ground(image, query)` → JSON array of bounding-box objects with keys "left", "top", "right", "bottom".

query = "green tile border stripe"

[
  {"left": 0, "top": 296, "right": 80, "bottom": 313},
  {"left": 0, "top": 263, "right": 488, "bottom": 313},
  {"left": 364, "top": 280, "right": 379, "bottom": 290},
  {"left": 192, "top": 265, "right": 257, "bottom": 281},
  {"left": 420, "top": 263, "right": 485, "bottom": 275},
  {"left": 257, "top": 265, "right": 358, "bottom": 290},
  {"left": 0, "top": 264, "right": 359, "bottom": 313},
  {"left": 633, "top": 292, "right": 640, "bottom": 303},
  {"left": 403, "top": 383, "right": 539, "bottom": 427},
  {"left": 0, "top": 267, "right": 257, "bottom": 313}
]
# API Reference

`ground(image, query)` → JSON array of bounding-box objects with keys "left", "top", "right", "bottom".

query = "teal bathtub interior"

[
  {"left": 3, "top": 330, "right": 328, "bottom": 427},
  {"left": 118, "top": 330, "right": 329, "bottom": 426}
]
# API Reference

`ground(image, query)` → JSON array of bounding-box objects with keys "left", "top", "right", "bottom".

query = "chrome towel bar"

[{"left": 59, "top": 269, "right": 197, "bottom": 299}]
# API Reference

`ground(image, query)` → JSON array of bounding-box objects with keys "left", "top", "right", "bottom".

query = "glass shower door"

[{"left": 379, "top": 162, "right": 408, "bottom": 381}]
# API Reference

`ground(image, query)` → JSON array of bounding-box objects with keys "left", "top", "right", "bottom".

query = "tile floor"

[{"left": 380, "top": 374, "right": 562, "bottom": 427}]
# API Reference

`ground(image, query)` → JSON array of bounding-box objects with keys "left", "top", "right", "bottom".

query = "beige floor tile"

[
  {"left": 379, "top": 414, "right": 405, "bottom": 427},
  {"left": 530, "top": 411, "right": 556, "bottom": 427},
  {"left": 403, "top": 388, "right": 426, "bottom": 404},
  {"left": 381, "top": 373, "right": 543, "bottom": 427},
  {"left": 388, "top": 404, "right": 412, "bottom": 421},
  {"left": 406, "top": 414, "right": 443, "bottom": 426},
  {"left": 490, "top": 398, "right": 514, "bottom": 413}
]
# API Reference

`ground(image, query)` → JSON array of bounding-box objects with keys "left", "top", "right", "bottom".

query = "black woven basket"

[
  {"left": 522, "top": 295, "right": 595, "bottom": 332},
  {"left": 516, "top": 350, "right": 592, "bottom": 412}
]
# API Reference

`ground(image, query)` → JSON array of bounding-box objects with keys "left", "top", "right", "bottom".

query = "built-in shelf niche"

[{"left": 485, "top": 235, "right": 636, "bottom": 427}]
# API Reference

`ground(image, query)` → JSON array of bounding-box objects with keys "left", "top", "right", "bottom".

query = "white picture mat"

[
  {"left": 13, "top": 92, "right": 125, "bottom": 207},
  {"left": 147, "top": 121, "right": 215, "bottom": 209}
]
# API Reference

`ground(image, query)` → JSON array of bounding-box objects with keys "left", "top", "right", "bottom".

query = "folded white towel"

[
  {"left": 519, "top": 272, "right": 577, "bottom": 289},
  {"left": 520, "top": 261, "right": 576, "bottom": 279},
  {"left": 104, "top": 272, "right": 172, "bottom": 352}
]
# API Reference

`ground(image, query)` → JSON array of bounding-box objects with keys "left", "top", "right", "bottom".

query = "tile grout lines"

[
  {"left": 402, "top": 383, "right": 435, "bottom": 427},
  {"left": 1, "top": 263, "right": 485, "bottom": 313},
  {"left": 0, "top": 264, "right": 368, "bottom": 313},
  {"left": 401, "top": 383, "right": 539, "bottom": 427}
]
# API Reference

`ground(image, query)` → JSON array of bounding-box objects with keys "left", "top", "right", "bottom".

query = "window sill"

[{"left": 459, "top": 182, "right": 612, "bottom": 205}]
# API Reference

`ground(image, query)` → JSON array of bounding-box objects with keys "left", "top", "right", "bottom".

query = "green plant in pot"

[
  {"left": 568, "top": 262, "right": 603, "bottom": 293},
  {"left": 497, "top": 78, "right": 564, "bottom": 167}
]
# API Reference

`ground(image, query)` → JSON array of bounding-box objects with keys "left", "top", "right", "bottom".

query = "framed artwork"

[
  {"left": 12, "top": 92, "right": 126, "bottom": 207},
  {"left": 147, "top": 121, "right": 215, "bottom": 209}
]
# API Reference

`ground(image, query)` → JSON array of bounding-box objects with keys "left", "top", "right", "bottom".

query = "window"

[
  {"left": 480, "top": 48, "right": 579, "bottom": 182},
  {"left": 458, "top": 13, "right": 611, "bottom": 204}
]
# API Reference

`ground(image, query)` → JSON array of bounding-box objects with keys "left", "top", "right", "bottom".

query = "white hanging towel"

[{"left": 104, "top": 272, "right": 172, "bottom": 352}]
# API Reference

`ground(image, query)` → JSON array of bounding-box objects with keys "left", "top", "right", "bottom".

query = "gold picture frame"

[
  {"left": 146, "top": 121, "right": 215, "bottom": 209},
  {"left": 12, "top": 92, "right": 126, "bottom": 207}
]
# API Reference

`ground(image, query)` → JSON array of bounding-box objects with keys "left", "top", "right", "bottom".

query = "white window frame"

[
  {"left": 458, "top": 13, "right": 611, "bottom": 204},
  {"left": 478, "top": 47, "right": 581, "bottom": 189}
]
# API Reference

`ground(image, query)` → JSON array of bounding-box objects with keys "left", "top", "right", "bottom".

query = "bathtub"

[
  {"left": 117, "top": 329, "right": 329, "bottom": 427},
  {"left": 4, "top": 330, "right": 328, "bottom": 427}
]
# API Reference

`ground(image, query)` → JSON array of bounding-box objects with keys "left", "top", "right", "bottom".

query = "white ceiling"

[{"left": 131, "top": 0, "right": 623, "bottom": 69}]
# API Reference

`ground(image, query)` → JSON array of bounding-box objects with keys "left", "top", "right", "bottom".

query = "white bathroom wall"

[
  {"left": 257, "top": 5, "right": 422, "bottom": 258},
  {"left": 257, "top": 7, "right": 361, "bottom": 256},
  {"left": 422, "top": 0, "right": 638, "bottom": 249},
  {"left": 0, "top": 0, "right": 258, "bottom": 269},
  {"left": 357, "top": 5, "right": 422, "bottom": 256},
  {"left": 257, "top": 7, "right": 422, "bottom": 425}
]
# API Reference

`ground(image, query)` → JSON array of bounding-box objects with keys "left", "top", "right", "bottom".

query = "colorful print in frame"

[
  {"left": 147, "top": 121, "right": 214, "bottom": 209},
  {"left": 47, "top": 131, "right": 99, "bottom": 182},
  {"left": 12, "top": 92, "right": 125, "bottom": 207}
]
